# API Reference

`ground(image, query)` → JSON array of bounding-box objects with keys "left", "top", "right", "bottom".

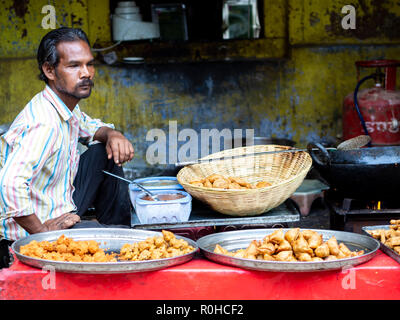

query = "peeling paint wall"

[
  {"left": 1, "top": 0, "right": 400, "bottom": 177},
  {"left": 289, "top": 0, "right": 400, "bottom": 44},
  {"left": 0, "top": 0, "right": 109, "bottom": 57}
]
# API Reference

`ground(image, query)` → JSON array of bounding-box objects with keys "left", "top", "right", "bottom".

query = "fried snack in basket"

[
  {"left": 119, "top": 230, "right": 195, "bottom": 261},
  {"left": 189, "top": 174, "right": 271, "bottom": 190},
  {"left": 213, "top": 228, "right": 365, "bottom": 262},
  {"left": 20, "top": 235, "right": 117, "bottom": 262},
  {"left": 366, "top": 220, "right": 400, "bottom": 254},
  {"left": 212, "top": 178, "right": 230, "bottom": 189}
]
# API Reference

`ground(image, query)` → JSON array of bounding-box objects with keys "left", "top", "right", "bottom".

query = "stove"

[{"left": 326, "top": 189, "right": 400, "bottom": 234}]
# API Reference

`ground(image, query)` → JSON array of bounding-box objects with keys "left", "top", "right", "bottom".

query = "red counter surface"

[{"left": 1, "top": 250, "right": 399, "bottom": 300}]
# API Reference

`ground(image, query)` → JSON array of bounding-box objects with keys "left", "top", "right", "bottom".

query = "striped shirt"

[{"left": 0, "top": 85, "right": 114, "bottom": 241}]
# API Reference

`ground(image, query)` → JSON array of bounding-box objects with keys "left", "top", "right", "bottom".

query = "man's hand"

[
  {"left": 93, "top": 127, "right": 135, "bottom": 166},
  {"left": 105, "top": 130, "right": 135, "bottom": 166},
  {"left": 14, "top": 212, "right": 81, "bottom": 234},
  {"left": 42, "top": 213, "right": 81, "bottom": 232}
]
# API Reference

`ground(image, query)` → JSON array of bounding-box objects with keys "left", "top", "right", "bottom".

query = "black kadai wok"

[{"left": 307, "top": 142, "right": 400, "bottom": 200}]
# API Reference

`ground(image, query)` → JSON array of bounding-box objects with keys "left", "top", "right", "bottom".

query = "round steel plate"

[
  {"left": 362, "top": 225, "right": 400, "bottom": 264},
  {"left": 196, "top": 228, "right": 380, "bottom": 272},
  {"left": 11, "top": 228, "right": 198, "bottom": 274}
]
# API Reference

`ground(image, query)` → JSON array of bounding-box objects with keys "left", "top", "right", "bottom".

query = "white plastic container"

[
  {"left": 135, "top": 190, "right": 192, "bottom": 224},
  {"left": 129, "top": 176, "right": 184, "bottom": 209},
  {"left": 112, "top": 1, "right": 160, "bottom": 41}
]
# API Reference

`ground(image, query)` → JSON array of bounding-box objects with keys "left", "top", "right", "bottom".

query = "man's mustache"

[{"left": 77, "top": 79, "right": 94, "bottom": 88}]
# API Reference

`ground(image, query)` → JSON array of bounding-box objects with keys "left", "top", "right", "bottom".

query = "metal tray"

[
  {"left": 11, "top": 228, "right": 198, "bottom": 274},
  {"left": 362, "top": 225, "right": 400, "bottom": 264},
  {"left": 197, "top": 228, "right": 380, "bottom": 272}
]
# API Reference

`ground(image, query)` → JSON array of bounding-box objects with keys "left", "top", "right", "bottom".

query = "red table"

[{"left": 1, "top": 250, "right": 399, "bottom": 300}]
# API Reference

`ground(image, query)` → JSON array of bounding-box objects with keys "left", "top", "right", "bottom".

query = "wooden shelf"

[{"left": 94, "top": 37, "right": 287, "bottom": 64}]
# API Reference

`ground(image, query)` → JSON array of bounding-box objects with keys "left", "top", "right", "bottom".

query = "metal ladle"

[
  {"left": 102, "top": 170, "right": 160, "bottom": 201},
  {"left": 174, "top": 135, "right": 372, "bottom": 167},
  {"left": 336, "top": 135, "right": 371, "bottom": 150}
]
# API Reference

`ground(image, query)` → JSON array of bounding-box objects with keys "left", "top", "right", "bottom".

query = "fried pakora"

[
  {"left": 20, "top": 230, "right": 195, "bottom": 263},
  {"left": 213, "top": 229, "right": 365, "bottom": 262},
  {"left": 189, "top": 174, "right": 271, "bottom": 190},
  {"left": 256, "top": 181, "right": 271, "bottom": 188},
  {"left": 118, "top": 230, "right": 195, "bottom": 261},
  {"left": 366, "top": 220, "right": 400, "bottom": 255},
  {"left": 20, "top": 235, "right": 117, "bottom": 262}
]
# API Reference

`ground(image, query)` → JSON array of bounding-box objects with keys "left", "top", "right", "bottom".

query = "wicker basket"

[{"left": 177, "top": 145, "right": 312, "bottom": 216}]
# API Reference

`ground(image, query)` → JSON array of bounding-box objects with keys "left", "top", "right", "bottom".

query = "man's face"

[{"left": 52, "top": 40, "right": 95, "bottom": 100}]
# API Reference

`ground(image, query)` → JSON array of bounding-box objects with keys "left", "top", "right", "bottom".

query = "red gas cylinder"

[{"left": 343, "top": 59, "right": 400, "bottom": 146}]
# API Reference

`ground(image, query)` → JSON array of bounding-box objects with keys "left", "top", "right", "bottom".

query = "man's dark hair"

[{"left": 37, "top": 27, "right": 91, "bottom": 84}]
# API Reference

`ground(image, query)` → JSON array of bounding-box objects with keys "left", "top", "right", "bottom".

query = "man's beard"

[{"left": 55, "top": 77, "right": 94, "bottom": 100}]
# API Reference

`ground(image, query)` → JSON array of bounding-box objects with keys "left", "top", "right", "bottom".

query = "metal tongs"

[{"left": 102, "top": 170, "right": 160, "bottom": 201}]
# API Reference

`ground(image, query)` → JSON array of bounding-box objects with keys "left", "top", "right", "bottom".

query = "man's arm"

[
  {"left": 0, "top": 124, "right": 56, "bottom": 228},
  {"left": 13, "top": 214, "right": 46, "bottom": 234},
  {"left": 1, "top": 123, "right": 80, "bottom": 235},
  {"left": 14, "top": 213, "right": 81, "bottom": 234},
  {"left": 93, "top": 126, "right": 134, "bottom": 165},
  {"left": 77, "top": 111, "right": 134, "bottom": 166}
]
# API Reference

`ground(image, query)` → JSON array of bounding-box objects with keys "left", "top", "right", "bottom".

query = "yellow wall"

[{"left": 1, "top": 0, "right": 400, "bottom": 175}]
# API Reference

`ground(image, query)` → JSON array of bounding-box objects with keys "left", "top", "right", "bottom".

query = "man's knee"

[
  {"left": 82, "top": 142, "right": 108, "bottom": 168},
  {"left": 87, "top": 142, "right": 107, "bottom": 157}
]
